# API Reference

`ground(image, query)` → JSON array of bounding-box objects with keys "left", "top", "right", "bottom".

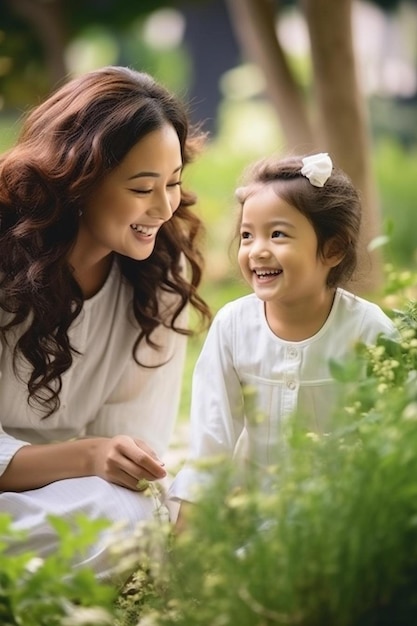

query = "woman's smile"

[
  {"left": 130, "top": 223, "right": 160, "bottom": 242},
  {"left": 130, "top": 223, "right": 159, "bottom": 236},
  {"left": 68, "top": 123, "right": 182, "bottom": 296}
]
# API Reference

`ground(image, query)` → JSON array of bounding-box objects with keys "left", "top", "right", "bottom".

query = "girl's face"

[
  {"left": 237, "top": 185, "right": 338, "bottom": 307},
  {"left": 75, "top": 123, "right": 182, "bottom": 265}
]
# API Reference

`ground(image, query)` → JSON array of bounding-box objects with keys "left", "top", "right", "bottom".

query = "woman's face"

[{"left": 75, "top": 123, "right": 183, "bottom": 266}]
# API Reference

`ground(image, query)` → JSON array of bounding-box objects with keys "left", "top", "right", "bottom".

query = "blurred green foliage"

[
  {"left": 0, "top": 2, "right": 191, "bottom": 107},
  {"left": 117, "top": 302, "right": 417, "bottom": 626},
  {"left": 0, "top": 513, "right": 119, "bottom": 625},
  {"left": 374, "top": 139, "right": 417, "bottom": 268}
]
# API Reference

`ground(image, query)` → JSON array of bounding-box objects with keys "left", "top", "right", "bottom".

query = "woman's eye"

[
  {"left": 168, "top": 181, "right": 182, "bottom": 188},
  {"left": 272, "top": 230, "right": 286, "bottom": 238},
  {"left": 133, "top": 189, "right": 152, "bottom": 195}
]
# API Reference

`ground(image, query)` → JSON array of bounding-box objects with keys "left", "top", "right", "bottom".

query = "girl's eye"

[
  {"left": 240, "top": 231, "right": 252, "bottom": 240},
  {"left": 272, "top": 230, "right": 286, "bottom": 238},
  {"left": 168, "top": 181, "right": 182, "bottom": 188}
]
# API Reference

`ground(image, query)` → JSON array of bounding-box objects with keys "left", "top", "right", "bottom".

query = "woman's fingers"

[
  {"left": 96, "top": 435, "right": 166, "bottom": 490},
  {"left": 124, "top": 437, "right": 166, "bottom": 478}
]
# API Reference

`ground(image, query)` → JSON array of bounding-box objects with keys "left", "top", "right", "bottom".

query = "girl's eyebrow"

[
  {"left": 128, "top": 165, "right": 183, "bottom": 181},
  {"left": 240, "top": 219, "right": 295, "bottom": 229}
]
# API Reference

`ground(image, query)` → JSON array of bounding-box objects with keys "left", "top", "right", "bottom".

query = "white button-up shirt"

[{"left": 168, "top": 288, "right": 398, "bottom": 503}]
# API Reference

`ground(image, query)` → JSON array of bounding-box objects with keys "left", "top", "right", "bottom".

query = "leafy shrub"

[
  {"left": 124, "top": 299, "right": 417, "bottom": 626},
  {"left": 0, "top": 514, "right": 119, "bottom": 625}
]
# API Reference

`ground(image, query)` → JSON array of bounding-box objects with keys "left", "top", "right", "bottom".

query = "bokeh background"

[{"left": 1, "top": 0, "right": 416, "bottom": 421}]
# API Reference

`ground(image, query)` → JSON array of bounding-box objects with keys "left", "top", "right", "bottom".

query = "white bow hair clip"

[{"left": 301, "top": 152, "right": 333, "bottom": 187}]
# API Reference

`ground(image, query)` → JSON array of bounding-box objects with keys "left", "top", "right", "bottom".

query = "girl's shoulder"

[
  {"left": 215, "top": 293, "right": 260, "bottom": 320},
  {"left": 207, "top": 293, "right": 262, "bottom": 338},
  {"left": 336, "top": 287, "right": 390, "bottom": 316},
  {"left": 334, "top": 287, "right": 398, "bottom": 337}
]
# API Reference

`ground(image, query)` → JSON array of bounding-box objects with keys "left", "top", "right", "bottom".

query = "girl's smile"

[{"left": 252, "top": 268, "right": 283, "bottom": 282}]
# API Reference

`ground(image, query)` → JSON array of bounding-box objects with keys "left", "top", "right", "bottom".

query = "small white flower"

[
  {"left": 61, "top": 606, "right": 114, "bottom": 626},
  {"left": 25, "top": 556, "right": 44, "bottom": 574},
  {"left": 305, "top": 431, "right": 320, "bottom": 442},
  {"left": 138, "top": 615, "right": 160, "bottom": 626},
  {"left": 402, "top": 402, "right": 417, "bottom": 421}
]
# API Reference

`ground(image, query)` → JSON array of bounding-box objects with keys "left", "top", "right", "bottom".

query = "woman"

[{"left": 0, "top": 65, "right": 211, "bottom": 577}]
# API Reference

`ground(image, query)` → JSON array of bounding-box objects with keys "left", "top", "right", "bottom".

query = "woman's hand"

[
  {"left": 0, "top": 435, "right": 166, "bottom": 492},
  {"left": 89, "top": 435, "right": 167, "bottom": 491}
]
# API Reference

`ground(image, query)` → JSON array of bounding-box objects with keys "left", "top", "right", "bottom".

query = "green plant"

[
  {"left": 0, "top": 514, "right": 120, "bottom": 625},
  {"left": 123, "top": 301, "right": 417, "bottom": 626}
]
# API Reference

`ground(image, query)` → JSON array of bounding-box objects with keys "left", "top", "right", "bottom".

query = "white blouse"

[
  {"left": 0, "top": 261, "right": 188, "bottom": 475},
  {"left": 168, "top": 288, "right": 398, "bottom": 503}
]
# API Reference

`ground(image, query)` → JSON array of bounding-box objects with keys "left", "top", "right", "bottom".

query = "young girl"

[
  {"left": 168, "top": 152, "right": 398, "bottom": 515},
  {"left": 0, "top": 65, "right": 211, "bottom": 577}
]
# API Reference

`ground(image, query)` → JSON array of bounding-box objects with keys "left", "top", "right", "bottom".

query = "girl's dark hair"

[
  {"left": 234, "top": 154, "right": 362, "bottom": 288},
  {"left": 0, "top": 65, "right": 211, "bottom": 416}
]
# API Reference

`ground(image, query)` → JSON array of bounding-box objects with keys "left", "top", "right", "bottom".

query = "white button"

[
  {"left": 288, "top": 348, "right": 298, "bottom": 358},
  {"left": 287, "top": 380, "right": 297, "bottom": 390}
]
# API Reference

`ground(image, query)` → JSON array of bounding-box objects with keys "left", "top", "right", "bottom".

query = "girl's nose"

[{"left": 249, "top": 241, "right": 270, "bottom": 259}]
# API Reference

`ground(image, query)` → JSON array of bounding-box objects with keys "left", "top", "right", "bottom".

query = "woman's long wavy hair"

[{"left": 0, "top": 65, "right": 211, "bottom": 416}]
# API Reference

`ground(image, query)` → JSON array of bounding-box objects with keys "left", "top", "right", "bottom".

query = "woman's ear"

[{"left": 323, "top": 237, "right": 346, "bottom": 268}]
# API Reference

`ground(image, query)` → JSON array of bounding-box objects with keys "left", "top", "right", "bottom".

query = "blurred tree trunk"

[
  {"left": 225, "top": 0, "right": 382, "bottom": 293},
  {"left": 302, "top": 0, "right": 381, "bottom": 293},
  {"left": 225, "top": 0, "right": 315, "bottom": 151},
  {"left": 6, "top": 0, "right": 68, "bottom": 87}
]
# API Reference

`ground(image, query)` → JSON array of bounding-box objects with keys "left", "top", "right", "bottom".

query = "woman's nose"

[{"left": 149, "top": 190, "right": 173, "bottom": 221}]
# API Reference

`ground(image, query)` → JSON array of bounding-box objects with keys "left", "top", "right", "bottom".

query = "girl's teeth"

[{"left": 255, "top": 270, "right": 281, "bottom": 276}]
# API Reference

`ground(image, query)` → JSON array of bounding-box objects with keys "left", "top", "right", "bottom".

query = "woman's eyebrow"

[{"left": 128, "top": 165, "right": 183, "bottom": 181}]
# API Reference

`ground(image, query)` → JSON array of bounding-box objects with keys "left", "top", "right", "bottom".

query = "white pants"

[{"left": 0, "top": 476, "right": 170, "bottom": 580}]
